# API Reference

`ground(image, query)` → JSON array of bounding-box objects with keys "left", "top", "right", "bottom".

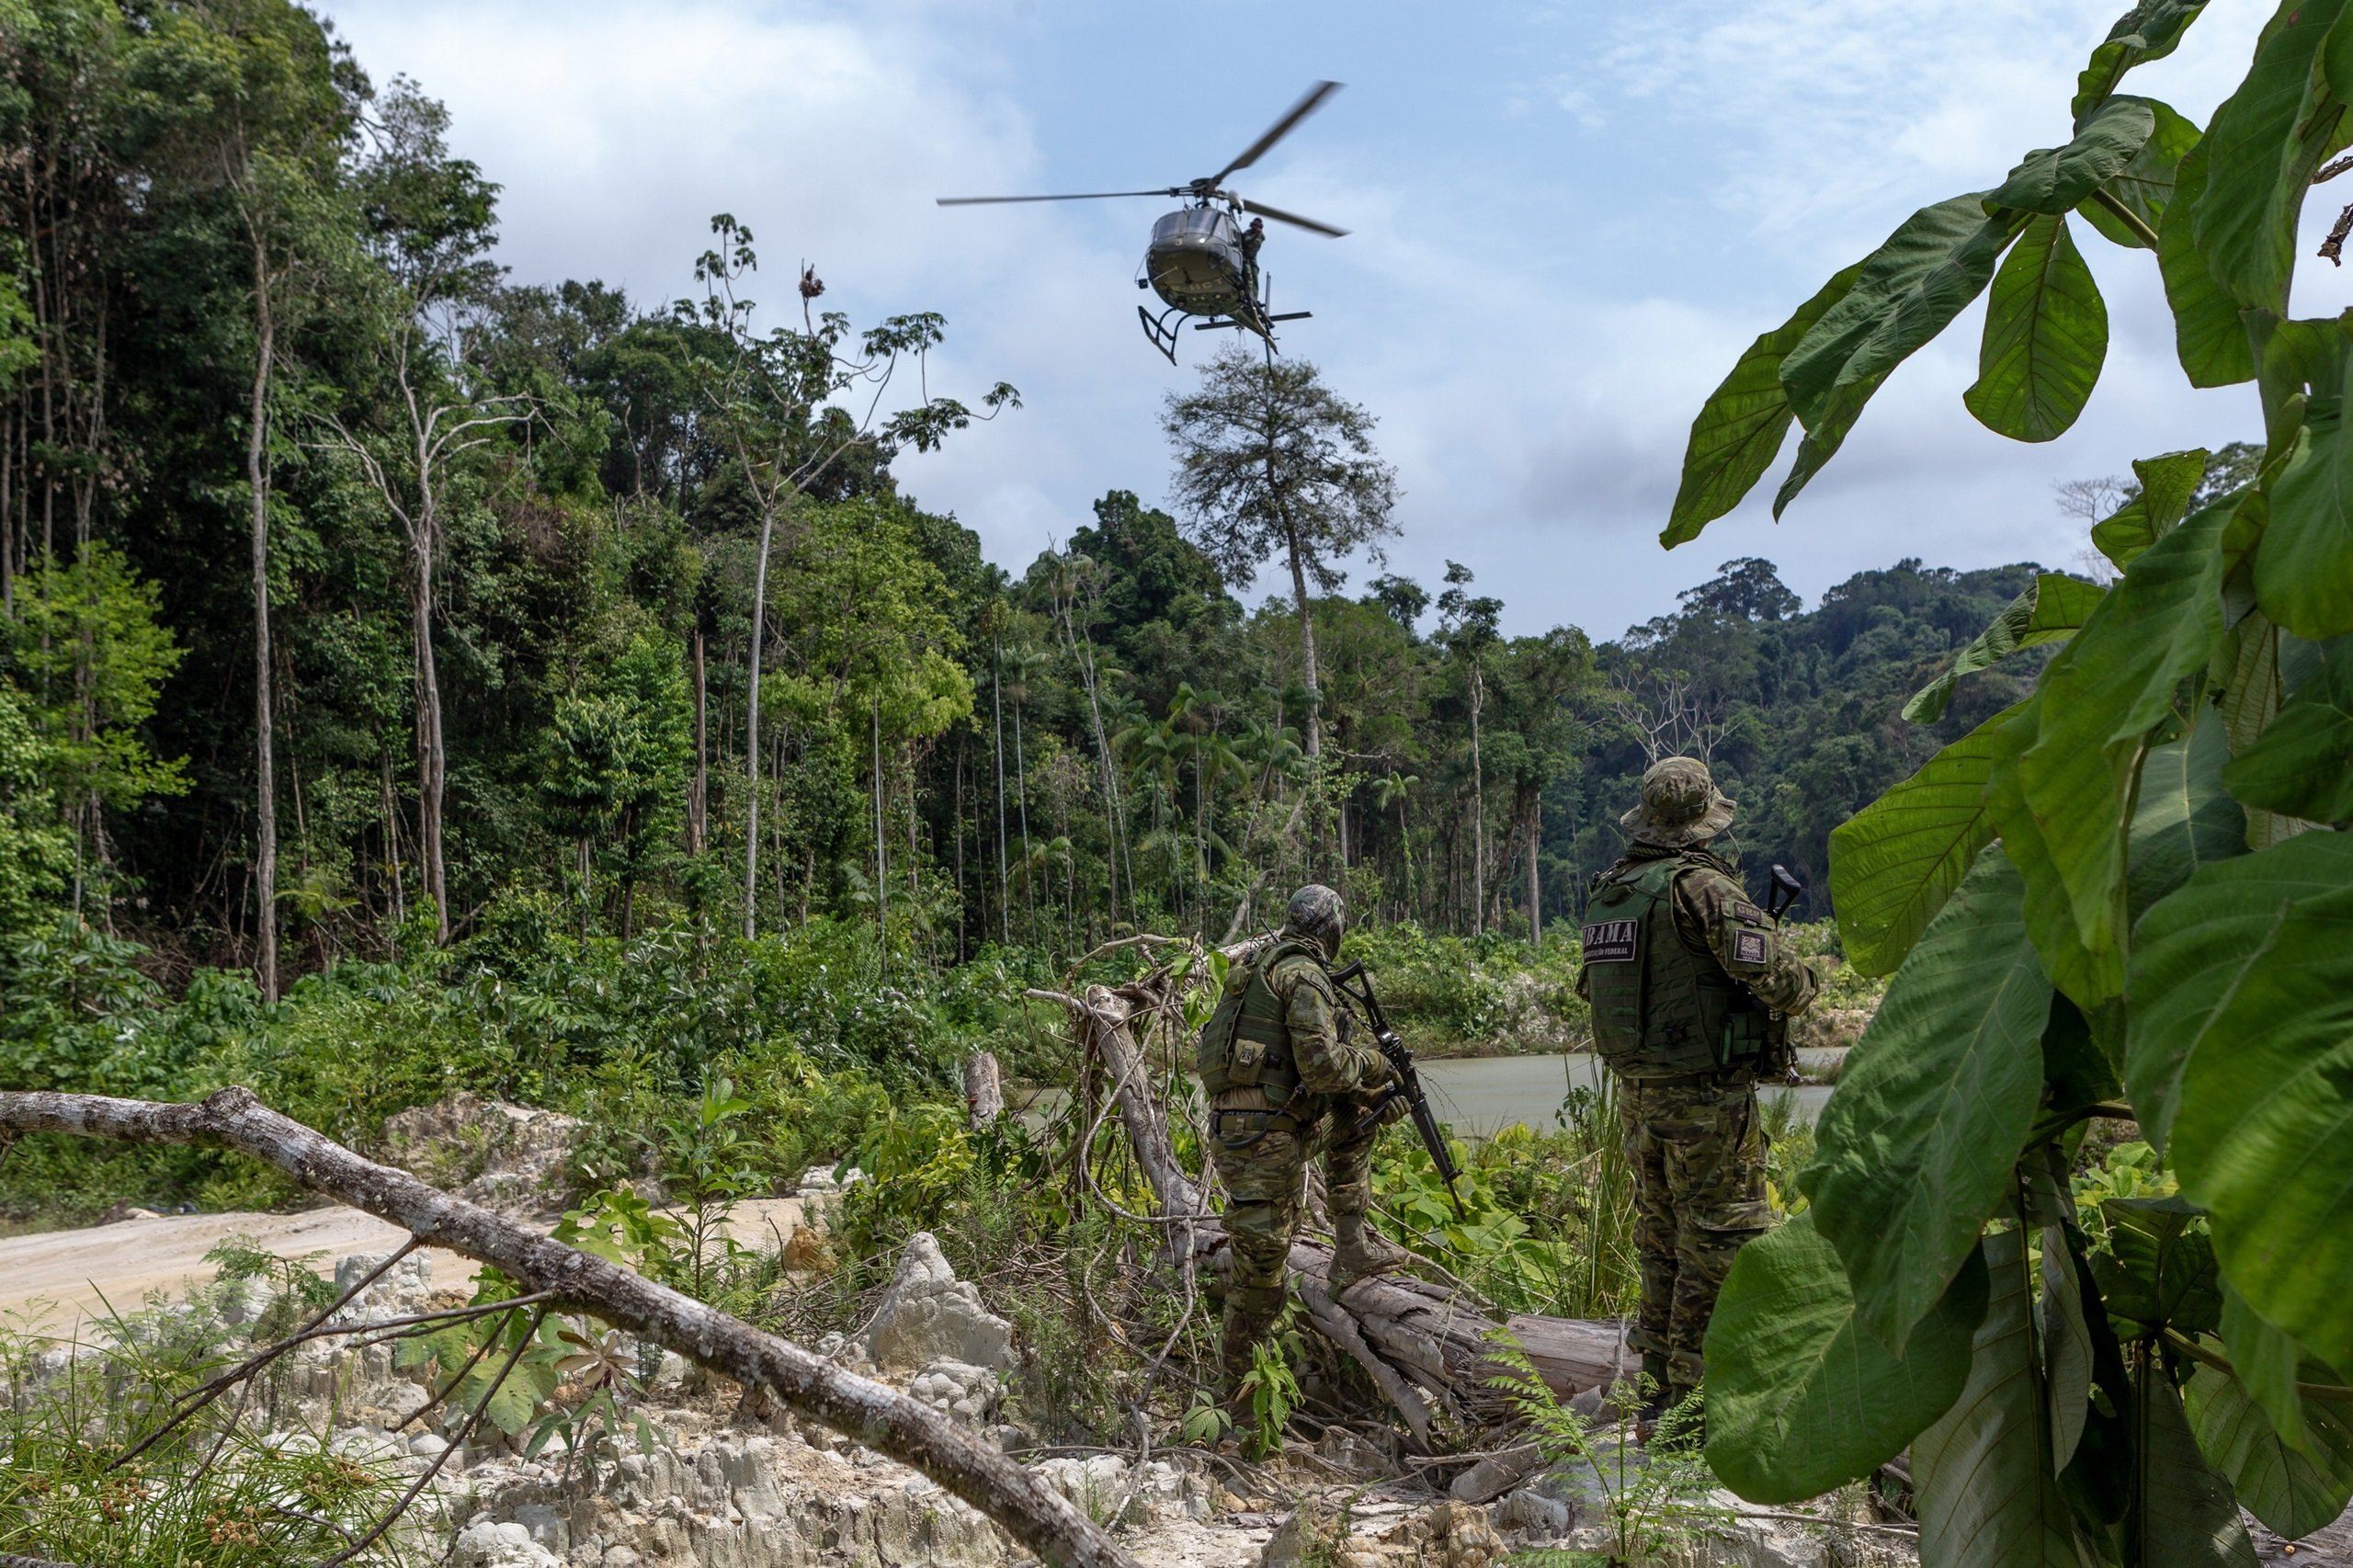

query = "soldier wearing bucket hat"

[{"left": 1577, "top": 756, "right": 1821, "bottom": 1427}]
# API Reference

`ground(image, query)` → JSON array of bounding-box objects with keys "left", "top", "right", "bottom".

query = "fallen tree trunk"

[
  {"left": 0, "top": 1087, "right": 1138, "bottom": 1568},
  {"left": 1038, "top": 960, "right": 1629, "bottom": 1444}
]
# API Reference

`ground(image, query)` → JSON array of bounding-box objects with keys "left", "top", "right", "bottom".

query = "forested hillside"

[
  {"left": 0, "top": 6, "right": 2047, "bottom": 984},
  {"left": 0, "top": 2, "right": 2062, "bottom": 996}
]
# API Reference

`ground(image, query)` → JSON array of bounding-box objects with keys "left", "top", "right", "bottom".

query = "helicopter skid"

[{"left": 1138, "top": 303, "right": 1185, "bottom": 365}]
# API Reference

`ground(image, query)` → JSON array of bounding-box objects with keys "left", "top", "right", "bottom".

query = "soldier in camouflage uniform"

[
  {"left": 1576, "top": 756, "right": 1821, "bottom": 1417},
  {"left": 1199, "top": 884, "right": 1398, "bottom": 1417}
]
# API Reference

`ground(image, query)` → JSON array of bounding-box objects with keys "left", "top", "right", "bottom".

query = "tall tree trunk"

[
  {"left": 1281, "top": 517, "right": 1323, "bottom": 760},
  {"left": 246, "top": 234, "right": 279, "bottom": 1000},
  {"left": 381, "top": 751, "right": 405, "bottom": 926},
  {"left": 872, "top": 698, "right": 887, "bottom": 966},
  {"left": 993, "top": 641, "right": 1009, "bottom": 946},
  {"left": 1014, "top": 699, "right": 1034, "bottom": 943},
  {"left": 411, "top": 547, "right": 449, "bottom": 945},
  {"left": 687, "top": 622, "right": 707, "bottom": 856},
  {"left": 1469, "top": 662, "right": 1484, "bottom": 937},
  {"left": 743, "top": 499, "right": 779, "bottom": 939},
  {"left": 1525, "top": 793, "right": 1541, "bottom": 947},
  {"left": 954, "top": 741, "right": 966, "bottom": 961}
]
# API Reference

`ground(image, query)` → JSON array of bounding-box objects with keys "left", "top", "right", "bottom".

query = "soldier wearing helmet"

[
  {"left": 1577, "top": 756, "right": 1821, "bottom": 1426},
  {"left": 1198, "top": 883, "right": 1400, "bottom": 1428}
]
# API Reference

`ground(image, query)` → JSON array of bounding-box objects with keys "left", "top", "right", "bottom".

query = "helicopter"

[{"left": 937, "top": 81, "right": 1349, "bottom": 363}]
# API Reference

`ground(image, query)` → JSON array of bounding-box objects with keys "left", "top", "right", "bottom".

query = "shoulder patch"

[
  {"left": 1731, "top": 928, "right": 1770, "bottom": 968},
  {"left": 1581, "top": 920, "right": 1639, "bottom": 963},
  {"left": 1731, "top": 901, "right": 1767, "bottom": 925}
]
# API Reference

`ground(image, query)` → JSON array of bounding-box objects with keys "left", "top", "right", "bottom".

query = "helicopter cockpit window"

[{"left": 1153, "top": 209, "right": 1233, "bottom": 244}]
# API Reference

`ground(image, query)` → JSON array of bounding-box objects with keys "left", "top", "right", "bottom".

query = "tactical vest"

[
  {"left": 1197, "top": 937, "right": 1324, "bottom": 1099},
  {"left": 1581, "top": 857, "right": 1771, "bottom": 1079}
]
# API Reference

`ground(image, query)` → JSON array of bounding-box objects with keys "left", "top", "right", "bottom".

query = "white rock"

[
  {"left": 1496, "top": 1485, "right": 1573, "bottom": 1538},
  {"left": 451, "top": 1519, "right": 562, "bottom": 1568},
  {"left": 862, "top": 1233, "right": 1014, "bottom": 1373}
]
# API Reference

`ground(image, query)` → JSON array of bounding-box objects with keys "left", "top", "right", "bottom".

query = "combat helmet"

[{"left": 1282, "top": 883, "right": 1346, "bottom": 961}]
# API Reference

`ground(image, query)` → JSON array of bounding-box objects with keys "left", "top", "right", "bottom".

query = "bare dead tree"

[
  {"left": 2052, "top": 473, "right": 2129, "bottom": 523},
  {"left": 1606, "top": 669, "right": 1733, "bottom": 765}
]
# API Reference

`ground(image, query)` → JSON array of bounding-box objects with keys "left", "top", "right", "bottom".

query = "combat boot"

[
  {"left": 1219, "top": 1285, "right": 1284, "bottom": 1431},
  {"left": 1326, "top": 1211, "right": 1407, "bottom": 1293}
]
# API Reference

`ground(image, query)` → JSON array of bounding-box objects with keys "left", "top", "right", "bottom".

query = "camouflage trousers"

[
  {"left": 1619, "top": 1074, "right": 1770, "bottom": 1402},
  {"left": 1207, "top": 1089, "right": 1377, "bottom": 1402}
]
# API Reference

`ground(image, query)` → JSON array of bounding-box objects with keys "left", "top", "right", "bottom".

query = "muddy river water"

[{"left": 1025, "top": 1051, "right": 1837, "bottom": 1137}]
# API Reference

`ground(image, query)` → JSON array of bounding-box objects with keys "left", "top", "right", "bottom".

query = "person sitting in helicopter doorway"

[
  {"left": 1576, "top": 756, "right": 1822, "bottom": 1434},
  {"left": 1199, "top": 883, "right": 1403, "bottom": 1433},
  {"left": 1238, "top": 216, "right": 1267, "bottom": 296}
]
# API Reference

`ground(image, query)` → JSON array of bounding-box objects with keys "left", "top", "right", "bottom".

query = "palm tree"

[{"left": 1370, "top": 771, "right": 1419, "bottom": 919}]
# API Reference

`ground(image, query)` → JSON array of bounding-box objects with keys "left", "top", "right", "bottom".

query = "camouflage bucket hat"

[
  {"left": 1620, "top": 756, "right": 1737, "bottom": 847},
  {"left": 1284, "top": 883, "right": 1346, "bottom": 960}
]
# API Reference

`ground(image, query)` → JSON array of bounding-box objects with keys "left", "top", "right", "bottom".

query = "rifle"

[
  {"left": 1328, "top": 960, "right": 1467, "bottom": 1220},
  {"left": 1767, "top": 863, "right": 1804, "bottom": 921}
]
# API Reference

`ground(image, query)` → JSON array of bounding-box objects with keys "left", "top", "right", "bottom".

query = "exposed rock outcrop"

[
  {"left": 381, "top": 1093, "right": 585, "bottom": 1215},
  {"left": 862, "top": 1233, "right": 1015, "bottom": 1374}
]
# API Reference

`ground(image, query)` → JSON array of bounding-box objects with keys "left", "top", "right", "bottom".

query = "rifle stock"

[{"left": 1329, "top": 960, "right": 1467, "bottom": 1221}]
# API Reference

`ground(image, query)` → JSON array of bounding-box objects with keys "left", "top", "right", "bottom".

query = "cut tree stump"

[{"left": 965, "top": 1051, "right": 1006, "bottom": 1128}]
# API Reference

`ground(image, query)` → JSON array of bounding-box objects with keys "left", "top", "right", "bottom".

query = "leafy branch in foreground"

[{"left": 1680, "top": 2, "right": 2353, "bottom": 1562}]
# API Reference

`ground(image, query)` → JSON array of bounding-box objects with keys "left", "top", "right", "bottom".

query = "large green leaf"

[
  {"left": 1987, "top": 699, "right": 2118, "bottom": 1004},
  {"left": 2018, "top": 498, "right": 2229, "bottom": 972},
  {"left": 2128, "top": 834, "right": 2353, "bottom": 1148},
  {"left": 1964, "top": 216, "right": 2109, "bottom": 442},
  {"left": 1703, "top": 1213, "right": 1986, "bottom": 1504},
  {"left": 2080, "top": 98, "right": 2202, "bottom": 251},
  {"left": 2222, "top": 1279, "right": 2314, "bottom": 1452},
  {"left": 1985, "top": 98, "right": 2158, "bottom": 216},
  {"left": 2168, "top": 906, "right": 2353, "bottom": 1372},
  {"left": 2073, "top": 2, "right": 2211, "bottom": 122},
  {"left": 2217, "top": 608, "right": 2310, "bottom": 849},
  {"left": 2187, "top": 1361, "right": 2353, "bottom": 1538},
  {"left": 2126, "top": 720, "right": 2246, "bottom": 925},
  {"left": 1802, "top": 847, "right": 2050, "bottom": 1354},
  {"left": 2160, "top": 137, "right": 2257, "bottom": 387},
  {"left": 2256, "top": 332, "right": 2353, "bottom": 639},
  {"left": 1773, "top": 196, "right": 2020, "bottom": 515},
  {"left": 2042, "top": 1223, "right": 2096, "bottom": 1470},
  {"left": 2096, "top": 1195, "right": 2223, "bottom": 1335},
  {"left": 1663, "top": 265, "right": 1863, "bottom": 548},
  {"left": 2191, "top": 0, "right": 2352, "bottom": 312},
  {"left": 1905, "top": 576, "right": 2108, "bottom": 723},
  {"left": 2092, "top": 448, "right": 2211, "bottom": 572},
  {"left": 1828, "top": 702, "right": 2019, "bottom": 975},
  {"left": 2131, "top": 1363, "right": 2260, "bottom": 1568},
  {"left": 2222, "top": 635, "right": 2353, "bottom": 823},
  {"left": 1912, "top": 1228, "right": 2084, "bottom": 1568}
]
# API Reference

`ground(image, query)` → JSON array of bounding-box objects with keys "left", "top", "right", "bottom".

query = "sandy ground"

[{"left": 0, "top": 1197, "right": 806, "bottom": 1335}]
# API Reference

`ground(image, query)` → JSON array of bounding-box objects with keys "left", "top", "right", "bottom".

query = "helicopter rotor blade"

[
  {"left": 936, "top": 189, "right": 1177, "bottom": 206},
  {"left": 1239, "top": 197, "right": 1348, "bottom": 238},
  {"left": 1209, "top": 80, "right": 1342, "bottom": 186}
]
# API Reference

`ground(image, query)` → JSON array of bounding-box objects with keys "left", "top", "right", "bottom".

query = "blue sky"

[{"left": 319, "top": 0, "right": 2317, "bottom": 640}]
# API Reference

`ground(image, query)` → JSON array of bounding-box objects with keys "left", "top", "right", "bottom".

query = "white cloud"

[{"left": 318, "top": 0, "right": 2291, "bottom": 642}]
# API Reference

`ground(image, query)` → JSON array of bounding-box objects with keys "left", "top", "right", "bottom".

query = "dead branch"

[{"left": 0, "top": 1087, "right": 1140, "bottom": 1568}]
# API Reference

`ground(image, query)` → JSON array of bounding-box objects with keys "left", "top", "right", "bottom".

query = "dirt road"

[{"left": 0, "top": 1197, "right": 806, "bottom": 1335}]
